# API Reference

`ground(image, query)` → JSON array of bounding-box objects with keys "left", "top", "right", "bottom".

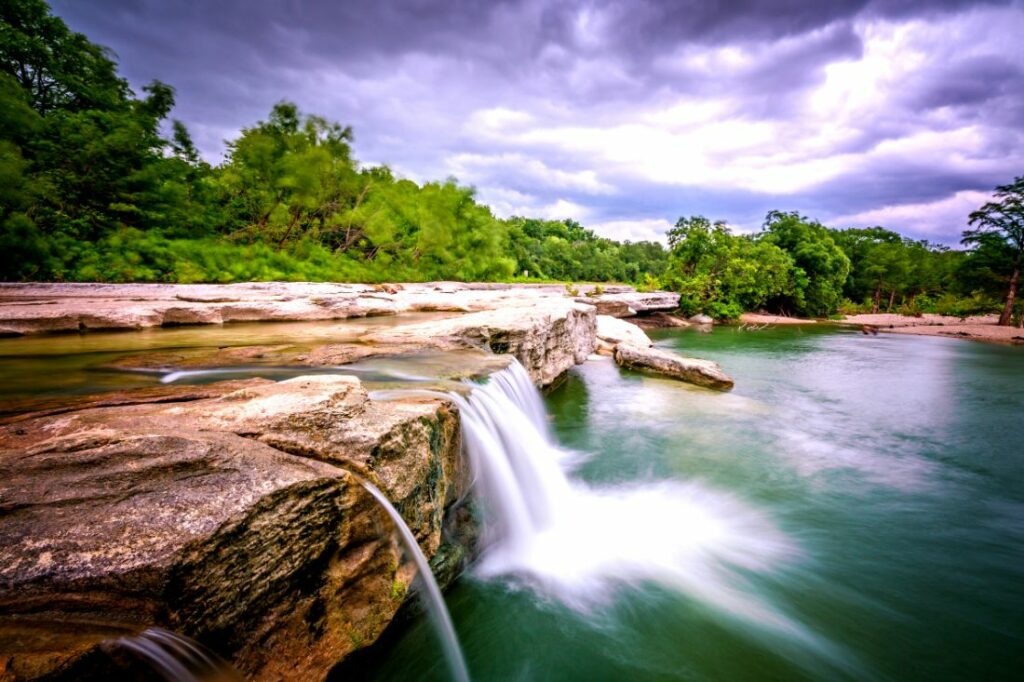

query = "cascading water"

[
  {"left": 446, "top": 361, "right": 831, "bottom": 645},
  {"left": 360, "top": 480, "right": 471, "bottom": 682},
  {"left": 108, "top": 628, "right": 241, "bottom": 681},
  {"left": 366, "top": 358, "right": 848, "bottom": 674}
]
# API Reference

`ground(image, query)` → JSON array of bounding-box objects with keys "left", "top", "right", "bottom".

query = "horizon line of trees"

[
  {"left": 2, "top": 0, "right": 1021, "bottom": 326},
  {"left": 664, "top": 188, "right": 1023, "bottom": 325}
]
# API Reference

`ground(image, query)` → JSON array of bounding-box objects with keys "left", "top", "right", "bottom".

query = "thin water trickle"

[
  {"left": 360, "top": 479, "right": 471, "bottom": 682},
  {"left": 109, "top": 628, "right": 241, "bottom": 681}
]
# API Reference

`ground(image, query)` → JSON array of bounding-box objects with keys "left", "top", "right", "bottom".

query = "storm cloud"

[{"left": 53, "top": 0, "right": 1024, "bottom": 243}]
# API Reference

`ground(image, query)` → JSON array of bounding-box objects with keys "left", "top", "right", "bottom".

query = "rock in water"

[
  {"left": 688, "top": 313, "right": 714, "bottom": 325},
  {"left": 595, "top": 315, "right": 652, "bottom": 354},
  {"left": 613, "top": 343, "right": 734, "bottom": 390}
]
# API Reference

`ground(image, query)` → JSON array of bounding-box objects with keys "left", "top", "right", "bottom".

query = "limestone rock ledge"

[
  {"left": 0, "top": 282, "right": 671, "bottom": 336},
  {"left": 362, "top": 299, "right": 597, "bottom": 387},
  {"left": 595, "top": 315, "right": 652, "bottom": 354},
  {"left": 0, "top": 376, "right": 466, "bottom": 681}
]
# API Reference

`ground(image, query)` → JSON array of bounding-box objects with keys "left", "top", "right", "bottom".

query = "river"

[
  {"left": 353, "top": 324, "right": 1024, "bottom": 681},
  {"left": 2, "top": 322, "right": 1021, "bottom": 681}
]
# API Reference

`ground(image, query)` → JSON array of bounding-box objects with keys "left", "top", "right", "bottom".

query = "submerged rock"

[
  {"left": 0, "top": 375, "right": 467, "bottom": 680},
  {"left": 632, "top": 312, "right": 691, "bottom": 330},
  {"left": 613, "top": 343, "right": 734, "bottom": 390}
]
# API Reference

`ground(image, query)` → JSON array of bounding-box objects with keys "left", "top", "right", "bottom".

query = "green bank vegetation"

[{"left": 1, "top": 0, "right": 1021, "bottom": 325}]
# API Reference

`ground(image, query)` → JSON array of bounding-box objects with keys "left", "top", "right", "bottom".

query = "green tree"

[
  {"left": 761, "top": 211, "right": 850, "bottom": 317},
  {"left": 965, "top": 177, "right": 1024, "bottom": 326},
  {"left": 663, "top": 216, "right": 794, "bottom": 319}
]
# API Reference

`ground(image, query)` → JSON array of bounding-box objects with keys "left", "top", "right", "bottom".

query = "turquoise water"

[{"left": 358, "top": 325, "right": 1024, "bottom": 681}]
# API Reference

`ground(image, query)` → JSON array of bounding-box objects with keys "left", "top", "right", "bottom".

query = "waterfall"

[
  {"left": 360, "top": 480, "right": 471, "bottom": 682},
  {"left": 364, "top": 358, "right": 840, "bottom": 670},
  {"left": 443, "top": 362, "right": 570, "bottom": 554},
  {"left": 448, "top": 360, "right": 820, "bottom": 637},
  {"left": 108, "top": 627, "right": 241, "bottom": 681}
]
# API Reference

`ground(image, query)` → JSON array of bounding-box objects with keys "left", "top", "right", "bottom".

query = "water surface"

[{"left": 362, "top": 324, "right": 1024, "bottom": 681}]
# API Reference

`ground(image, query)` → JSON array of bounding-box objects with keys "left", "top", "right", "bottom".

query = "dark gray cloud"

[{"left": 52, "top": 0, "right": 1024, "bottom": 244}]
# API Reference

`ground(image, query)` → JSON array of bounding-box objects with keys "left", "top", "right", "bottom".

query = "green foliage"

[
  {"left": 964, "top": 176, "right": 1024, "bottom": 325},
  {"left": 504, "top": 217, "right": 666, "bottom": 284},
  {"left": 759, "top": 211, "right": 850, "bottom": 317},
  {"left": 0, "top": 0, "right": 669, "bottom": 285},
  {"left": 832, "top": 227, "right": 963, "bottom": 314},
  {"left": 662, "top": 216, "right": 796, "bottom": 320}
]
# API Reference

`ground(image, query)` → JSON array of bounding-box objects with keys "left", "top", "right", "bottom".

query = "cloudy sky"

[{"left": 53, "top": 0, "right": 1024, "bottom": 244}]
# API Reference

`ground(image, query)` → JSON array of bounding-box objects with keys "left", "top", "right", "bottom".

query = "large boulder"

[
  {"left": 595, "top": 315, "right": 652, "bottom": 354},
  {"left": 613, "top": 343, "right": 734, "bottom": 390},
  {"left": 0, "top": 375, "right": 467, "bottom": 681},
  {"left": 363, "top": 300, "right": 597, "bottom": 387}
]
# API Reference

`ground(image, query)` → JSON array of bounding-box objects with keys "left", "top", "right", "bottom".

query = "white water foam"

[{"left": 448, "top": 361, "right": 806, "bottom": 633}]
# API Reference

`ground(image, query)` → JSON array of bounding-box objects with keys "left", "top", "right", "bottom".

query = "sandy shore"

[
  {"left": 738, "top": 313, "right": 818, "bottom": 325},
  {"left": 738, "top": 312, "right": 1023, "bottom": 345},
  {"left": 839, "top": 313, "right": 1024, "bottom": 345}
]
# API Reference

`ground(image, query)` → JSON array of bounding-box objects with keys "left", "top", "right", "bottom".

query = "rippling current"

[{"left": 356, "top": 324, "right": 1024, "bottom": 682}]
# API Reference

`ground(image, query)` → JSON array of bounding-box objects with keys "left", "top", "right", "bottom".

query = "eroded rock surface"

[
  {"left": 584, "top": 290, "right": 679, "bottom": 316},
  {"left": 0, "top": 376, "right": 466, "bottom": 681},
  {"left": 613, "top": 343, "right": 734, "bottom": 390},
  {"left": 362, "top": 300, "right": 597, "bottom": 386}
]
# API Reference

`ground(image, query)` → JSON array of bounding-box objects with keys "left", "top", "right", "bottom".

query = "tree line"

[
  {"left": 2, "top": 0, "right": 1021, "bottom": 325},
  {"left": 0, "top": 0, "right": 667, "bottom": 285},
  {"left": 664, "top": 192, "right": 1022, "bottom": 325}
]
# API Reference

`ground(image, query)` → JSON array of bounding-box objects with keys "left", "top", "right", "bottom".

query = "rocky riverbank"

[{"left": 0, "top": 282, "right": 739, "bottom": 680}]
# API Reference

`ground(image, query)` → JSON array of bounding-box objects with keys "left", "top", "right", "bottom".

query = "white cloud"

[
  {"left": 446, "top": 152, "right": 615, "bottom": 194},
  {"left": 831, "top": 190, "right": 993, "bottom": 238},
  {"left": 589, "top": 218, "right": 673, "bottom": 243}
]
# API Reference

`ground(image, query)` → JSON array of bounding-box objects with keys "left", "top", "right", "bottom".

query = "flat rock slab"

[
  {"left": 595, "top": 315, "right": 652, "bottom": 355},
  {"left": 583, "top": 291, "right": 680, "bottom": 316},
  {"left": 0, "top": 282, "right": 677, "bottom": 336},
  {"left": 613, "top": 342, "right": 734, "bottom": 390},
  {"left": 0, "top": 374, "right": 466, "bottom": 680}
]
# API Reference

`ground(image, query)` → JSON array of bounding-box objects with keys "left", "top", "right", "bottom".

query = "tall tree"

[
  {"left": 965, "top": 177, "right": 1024, "bottom": 326},
  {"left": 760, "top": 211, "right": 850, "bottom": 317}
]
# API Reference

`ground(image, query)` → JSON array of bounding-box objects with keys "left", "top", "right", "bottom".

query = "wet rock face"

[
  {"left": 613, "top": 343, "right": 734, "bottom": 390},
  {"left": 0, "top": 376, "right": 466, "bottom": 681}
]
